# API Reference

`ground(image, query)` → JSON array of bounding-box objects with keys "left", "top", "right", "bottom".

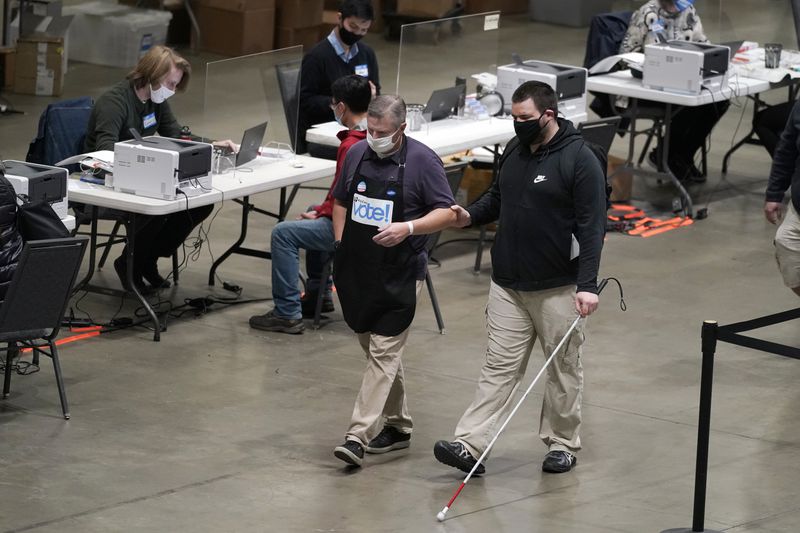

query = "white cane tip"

[{"left": 437, "top": 511, "right": 446, "bottom": 522}]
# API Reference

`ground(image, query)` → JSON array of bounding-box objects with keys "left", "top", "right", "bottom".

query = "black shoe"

[
  {"left": 542, "top": 450, "right": 577, "bottom": 473},
  {"left": 249, "top": 310, "right": 305, "bottom": 334},
  {"left": 113, "top": 257, "right": 152, "bottom": 295},
  {"left": 433, "top": 440, "right": 485, "bottom": 475},
  {"left": 334, "top": 440, "right": 364, "bottom": 466},
  {"left": 647, "top": 149, "right": 664, "bottom": 172},
  {"left": 366, "top": 426, "right": 411, "bottom": 454},
  {"left": 140, "top": 260, "right": 171, "bottom": 289},
  {"left": 300, "top": 291, "right": 334, "bottom": 318}
]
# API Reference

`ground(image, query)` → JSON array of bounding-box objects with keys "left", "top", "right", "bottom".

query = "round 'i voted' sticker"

[{"left": 357, "top": 181, "right": 367, "bottom": 193}]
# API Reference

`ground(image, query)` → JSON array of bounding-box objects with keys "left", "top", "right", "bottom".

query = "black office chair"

[
  {"left": 276, "top": 59, "right": 302, "bottom": 153},
  {"left": 578, "top": 116, "right": 622, "bottom": 154},
  {"left": 1, "top": 237, "right": 88, "bottom": 419}
]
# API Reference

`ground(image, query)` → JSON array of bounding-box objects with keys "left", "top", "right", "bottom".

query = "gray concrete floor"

[{"left": 1, "top": 7, "right": 800, "bottom": 533}]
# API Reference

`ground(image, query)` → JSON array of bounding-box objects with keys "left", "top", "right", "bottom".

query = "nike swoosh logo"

[{"left": 533, "top": 176, "right": 547, "bottom": 183}]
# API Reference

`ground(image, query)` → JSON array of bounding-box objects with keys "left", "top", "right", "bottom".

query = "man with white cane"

[{"left": 434, "top": 81, "right": 607, "bottom": 476}]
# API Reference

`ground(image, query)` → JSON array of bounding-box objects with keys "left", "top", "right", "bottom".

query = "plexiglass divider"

[
  {"left": 203, "top": 46, "right": 302, "bottom": 174},
  {"left": 396, "top": 11, "right": 501, "bottom": 126}
]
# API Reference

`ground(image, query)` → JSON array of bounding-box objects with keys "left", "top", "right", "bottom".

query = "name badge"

[
  {"left": 354, "top": 64, "right": 369, "bottom": 77},
  {"left": 351, "top": 193, "right": 393, "bottom": 228},
  {"left": 142, "top": 112, "right": 156, "bottom": 129}
]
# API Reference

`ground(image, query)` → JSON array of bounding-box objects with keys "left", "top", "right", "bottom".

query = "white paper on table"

[
  {"left": 56, "top": 150, "right": 115, "bottom": 170},
  {"left": 588, "top": 53, "right": 645, "bottom": 75}
]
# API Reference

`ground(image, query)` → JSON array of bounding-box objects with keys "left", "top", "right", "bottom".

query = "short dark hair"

[
  {"left": 331, "top": 75, "right": 372, "bottom": 114},
  {"left": 511, "top": 81, "right": 558, "bottom": 115},
  {"left": 339, "top": 0, "right": 374, "bottom": 21}
]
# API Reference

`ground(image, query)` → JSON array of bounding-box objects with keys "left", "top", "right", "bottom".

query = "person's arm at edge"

[
  {"left": 765, "top": 102, "right": 799, "bottom": 223},
  {"left": 573, "top": 146, "right": 607, "bottom": 316}
]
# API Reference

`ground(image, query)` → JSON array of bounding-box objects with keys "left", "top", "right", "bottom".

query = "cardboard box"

[
  {"left": 529, "top": 0, "right": 613, "bottom": 27},
  {"left": 456, "top": 163, "right": 493, "bottom": 206},
  {"left": 0, "top": 48, "right": 16, "bottom": 91},
  {"left": 193, "top": 2, "right": 276, "bottom": 56},
  {"left": 14, "top": 36, "right": 64, "bottom": 96},
  {"left": 464, "top": 0, "right": 526, "bottom": 14},
  {"left": 276, "top": 25, "right": 322, "bottom": 50},
  {"left": 22, "top": 0, "right": 63, "bottom": 18},
  {"left": 607, "top": 154, "right": 633, "bottom": 202},
  {"left": 397, "top": 0, "right": 455, "bottom": 18},
  {"left": 278, "top": 0, "right": 324, "bottom": 29}
]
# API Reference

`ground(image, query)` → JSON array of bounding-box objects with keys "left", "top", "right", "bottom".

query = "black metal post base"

[{"left": 661, "top": 527, "right": 722, "bottom": 533}]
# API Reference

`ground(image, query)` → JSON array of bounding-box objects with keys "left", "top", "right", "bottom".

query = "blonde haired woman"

[{"left": 84, "top": 45, "right": 233, "bottom": 291}]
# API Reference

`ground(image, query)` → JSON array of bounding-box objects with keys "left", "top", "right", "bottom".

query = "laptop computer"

[
  {"left": 235, "top": 121, "right": 268, "bottom": 167},
  {"left": 423, "top": 85, "right": 465, "bottom": 122}
]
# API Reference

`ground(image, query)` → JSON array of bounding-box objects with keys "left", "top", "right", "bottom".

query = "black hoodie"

[{"left": 467, "top": 119, "right": 606, "bottom": 294}]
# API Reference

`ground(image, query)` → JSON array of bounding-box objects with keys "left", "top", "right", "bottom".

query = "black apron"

[{"left": 334, "top": 144, "right": 420, "bottom": 336}]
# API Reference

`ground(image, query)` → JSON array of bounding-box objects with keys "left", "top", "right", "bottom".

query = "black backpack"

[{"left": 498, "top": 136, "right": 612, "bottom": 209}]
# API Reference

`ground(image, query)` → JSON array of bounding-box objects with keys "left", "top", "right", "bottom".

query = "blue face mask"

[
  {"left": 332, "top": 103, "right": 344, "bottom": 126},
  {"left": 674, "top": 0, "right": 695, "bottom": 11}
]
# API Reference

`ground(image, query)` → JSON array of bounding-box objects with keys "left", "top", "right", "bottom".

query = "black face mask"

[
  {"left": 339, "top": 24, "right": 363, "bottom": 46},
  {"left": 514, "top": 115, "right": 549, "bottom": 146}
]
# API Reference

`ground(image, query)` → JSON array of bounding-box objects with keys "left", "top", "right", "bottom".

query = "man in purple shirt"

[{"left": 330, "top": 95, "right": 456, "bottom": 468}]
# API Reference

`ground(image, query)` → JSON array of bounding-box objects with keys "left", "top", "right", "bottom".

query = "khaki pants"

[
  {"left": 775, "top": 202, "right": 800, "bottom": 289},
  {"left": 455, "top": 281, "right": 585, "bottom": 459},
  {"left": 345, "top": 281, "right": 423, "bottom": 446}
]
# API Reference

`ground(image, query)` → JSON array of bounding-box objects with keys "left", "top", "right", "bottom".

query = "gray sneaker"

[{"left": 249, "top": 310, "right": 304, "bottom": 334}]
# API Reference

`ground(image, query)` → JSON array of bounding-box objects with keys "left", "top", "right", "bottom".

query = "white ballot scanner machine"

[
  {"left": 113, "top": 137, "right": 213, "bottom": 201},
  {"left": 643, "top": 41, "right": 730, "bottom": 95},
  {"left": 496, "top": 59, "right": 587, "bottom": 121}
]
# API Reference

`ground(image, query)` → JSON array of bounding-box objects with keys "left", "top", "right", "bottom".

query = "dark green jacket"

[{"left": 84, "top": 80, "right": 182, "bottom": 152}]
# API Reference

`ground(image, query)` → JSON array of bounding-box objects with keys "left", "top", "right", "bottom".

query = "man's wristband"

[{"left": 406, "top": 221, "right": 414, "bottom": 235}]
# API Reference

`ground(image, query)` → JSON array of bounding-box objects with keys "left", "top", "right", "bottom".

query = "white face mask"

[
  {"left": 149, "top": 83, "right": 175, "bottom": 104},
  {"left": 367, "top": 129, "right": 399, "bottom": 157}
]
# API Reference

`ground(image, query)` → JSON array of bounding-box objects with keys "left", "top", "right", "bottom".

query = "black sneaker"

[
  {"left": 300, "top": 291, "right": 334, "bottom": 318},
  {"left": 542, "top": 450, "right": 577, "bottom": 473},
  {"left": 249, "top": 310, "right": 305, "bottom": 334},
  {"left": 366, "top": 426, "right": 411, "bottom": 454},
  {"left": 433, "top": 440, "right": 485, "bottom": 475},
  {"left": 140, "top": 260, "right": 171, "bottom": 289},
  {"left": 113, "top": 257, "right": 152, "bottom": 295},
  {"left": 334, "top": 440, "right": 364, "bottom": 466}
]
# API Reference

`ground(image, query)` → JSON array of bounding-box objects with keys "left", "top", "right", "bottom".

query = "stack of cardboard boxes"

[
  {"left": 276, "top": 0, "right": 325, "bottom": 51},
  {"left": 11, "top": 0, "right": 71, "bottom": 96},
  {"left": 193, "top": 0, "right": 276, "bottom": 56}
]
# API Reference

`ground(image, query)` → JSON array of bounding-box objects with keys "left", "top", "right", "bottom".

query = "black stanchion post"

[{"left": 662, "top": 320, "right": 722, "bottom": 533}]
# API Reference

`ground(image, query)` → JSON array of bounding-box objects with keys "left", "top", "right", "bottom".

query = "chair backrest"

[
  {"left": 578, "top": 117, "right": 622, "bottom": 154},
  {"left": 0, "top": 237, "right": 87, "bottom": 341},
  {"left": 26, "top": 96, "right": 94, "bottom": 169},
  {"left": 583, "top": 11, "right": 633, "bottom": 69},
  {"left": 275, "top": 60, "right": 302, "bottom": 151},
  {"left": 426, "top": 161, "right": 468, "bottom": 253}
]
